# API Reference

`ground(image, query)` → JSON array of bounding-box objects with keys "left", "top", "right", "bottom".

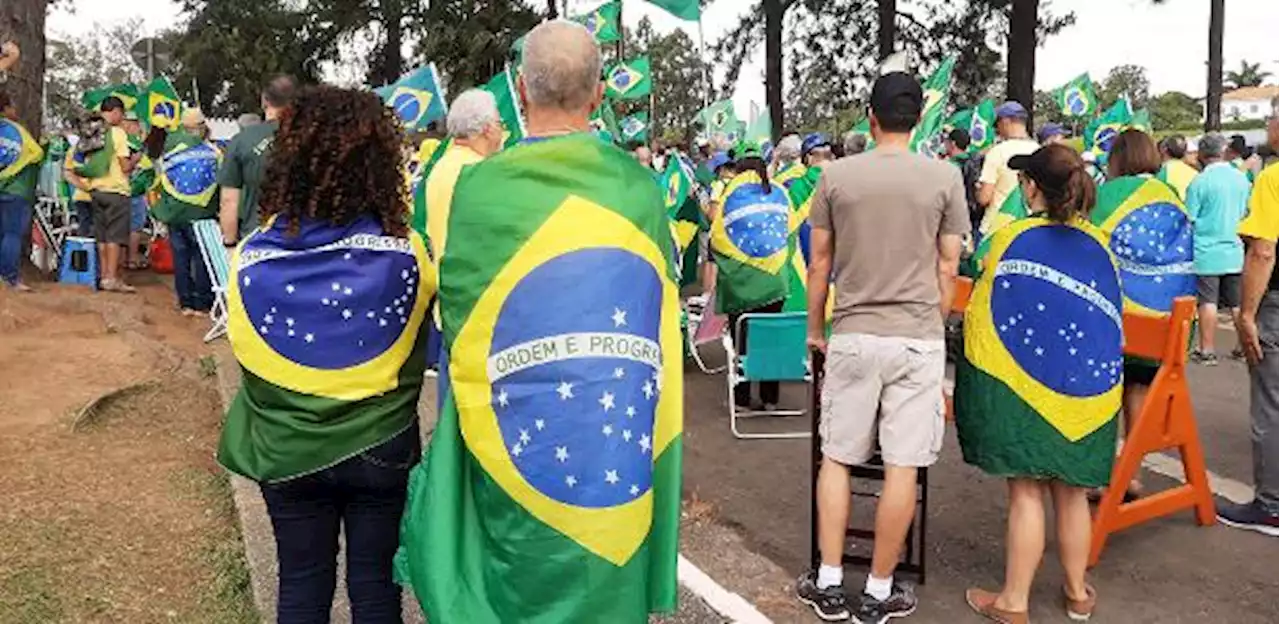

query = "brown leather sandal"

[
  {"left": 965, "top": 588, "right": 1030, "bottom": 624},
  {"left": 1064, "top": 584, "right": 1097, "bottom": 621}
]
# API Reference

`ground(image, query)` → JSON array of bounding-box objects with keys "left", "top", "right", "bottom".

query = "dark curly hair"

[{"left": 259, "top": 85, "right": 408, "bottom": 237}]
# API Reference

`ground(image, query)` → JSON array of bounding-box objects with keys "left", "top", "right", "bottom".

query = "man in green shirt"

[
  {"left": 0, "top": 90, "right": 42, "bottom": 291},
  {"left": 217, "top": 74, "right": 296, "bottom": 247}
]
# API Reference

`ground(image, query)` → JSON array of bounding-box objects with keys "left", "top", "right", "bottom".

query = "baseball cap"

[
  {"left": 870, "top": 72, "right": 923, "bottom": 122},
  {"left": 1009, "top": 145, "right": 1073, "bottom": 190},
  {"left": 801, "top": 132, "right": 832, "bottom": 156},
  {"left": 996, "top": 100, "right": 1028, "bottom": 120},
  {"left": 1037, "top": 122, "right": 1066, "bottom": 143},
  {"left": 708, "top": 151, "right": 732, "bottom": 172}
]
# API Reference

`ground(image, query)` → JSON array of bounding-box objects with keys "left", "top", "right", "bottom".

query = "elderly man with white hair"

[
  {"left": 424, "top": 88, "right": 503, "bottom": 265},
  {"left": 772, "top": 133, "right": 805, "bottom": 186}
]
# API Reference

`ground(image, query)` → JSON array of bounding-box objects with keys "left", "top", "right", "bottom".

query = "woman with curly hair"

[{"left": 217, "top": 85, "right": 436, "bottom": 623}]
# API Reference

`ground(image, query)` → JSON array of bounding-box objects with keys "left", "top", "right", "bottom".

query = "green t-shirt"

[
  {"left": 151, "top": 130, "right": 218, "bottom": 226},
  {"left": 0, "top": 162, "right": 39, "bottom": 202},
  {"left": 217, "top": 120, "right": 277, "bottom": 236}
]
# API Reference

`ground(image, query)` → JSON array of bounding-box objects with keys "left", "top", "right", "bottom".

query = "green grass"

[
  {"left": 172, "top": 468, "right": 257, "bottom": 624},
  {"left": 0, "top": 568, "right": 65, "bottom": 624}
]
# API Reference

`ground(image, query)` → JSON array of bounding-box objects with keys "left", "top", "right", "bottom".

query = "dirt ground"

[{"left": 0, "top": 274, "right": 254, "bottom": 624}]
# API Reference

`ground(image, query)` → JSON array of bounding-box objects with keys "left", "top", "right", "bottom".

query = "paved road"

[{"left": 678, "top": 333, "right": 1279, "bottom": 623}]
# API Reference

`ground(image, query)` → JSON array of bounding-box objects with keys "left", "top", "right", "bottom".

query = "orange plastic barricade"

[
  {"left": 1089, "top": 296, "right": 1214, "bottom": 565},
  {"left": 944, "top": 277, "right": 975, "bottom": 421}
]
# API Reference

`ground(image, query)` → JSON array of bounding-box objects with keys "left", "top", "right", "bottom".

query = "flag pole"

[
  {"left": 616, "top": 0, "right": 624, "bottom": 61},
  {"left": 697, "top": 17, "right": 710, "bottom": 110}
]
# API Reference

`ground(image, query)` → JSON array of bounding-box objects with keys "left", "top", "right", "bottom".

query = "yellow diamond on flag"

[{"left": 607, "top": 64, "right": 642, "bottom": 96}]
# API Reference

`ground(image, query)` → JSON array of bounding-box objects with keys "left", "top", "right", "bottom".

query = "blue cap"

[
  {"left": 708, "top": 151, "right": 732, "bottom": 172},
  {"left": 1037, "top": 122, "right": 1066, "bottom": 143},
  {"left": 996, "top": 100, "right": 1028, "bottom": 120},
  {"left": 801, "top": 132, "right": 831, "bottom": 156}
]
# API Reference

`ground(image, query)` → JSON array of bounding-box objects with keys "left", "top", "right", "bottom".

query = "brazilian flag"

[
  {"left": 966, "top": 187, "right": 1030, "bottom": 276},
  {"left": 1084, "top": 99, "right": 1132, "bottom": 158},
  {"left": 956, "top": 217, "right": 1122, "bottom": 487},
  {"left": 396, "top": 133, "right": 683, "bottom": 623},
  {"left": 1053, "top": 73, "right": 1098, "bottom": 118},
  {"left": 82, "top": 83, "right": 140, "bottom": 112},
  {"left": 589, "top": 98, "right": 621, "bottom": 143},
  {"left": 411, "top": 137, "right": 452, "bottom": 243},
  {"left": 142, "top": 76, "right": 182, "bottom": 131},
  {"left": 774, "top": 161, "right": 807, "bottom": 189},
  {"left": 709, "top": 171, "right": 794, "bottom": 314},
  {"left": 158, "top": 139, "right": 222, "bottom": 208},
  {"left": 781, "top": 165, "right": 824, "bottom": 312},
  {"left": 604, "top": 56, "right": 652, "bottom": 101},
  {"left": 1092, "top": 176, "right": 1196, "bottom": 317},
  {"left": 219, "top": 215, "right": 436, "bottom": 482},
  {"left": 0, "top": 118, "right": 43, "bottom": 181},
  {"left": 384, "top": 64, "right": 448, "bottom": 131},
  {"left": 126, "top": 134, "right": 157, "bottom": 197},
  {"left": 660, "top": 155, "right": 703, "bottom": 287},
  {"left": 571, "top": 0, "right": 622, "bottom": 44}
]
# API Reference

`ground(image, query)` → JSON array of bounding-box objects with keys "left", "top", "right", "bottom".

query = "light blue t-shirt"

[{"left": 1185, "top": 161, "right": 1251, "bottom": 275}]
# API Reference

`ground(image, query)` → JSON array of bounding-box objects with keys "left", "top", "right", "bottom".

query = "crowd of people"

[{"left": 1, "top": 17, "right": 1278, "bottom": 624}]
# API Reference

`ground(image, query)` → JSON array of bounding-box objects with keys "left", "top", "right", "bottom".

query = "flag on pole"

[
  {"left": 142, "top": 76, "right": 182, "bottom": 131},
  {"left": 1084, "top": 98, "right": 1133, "bottom": 158},
  {"left": 589, "top": 99, "right": 621, "bottom": 143},
  {"left": 969, "top": 99, "right": 998, "bottom": 152},
  {"left": 82, "top": 84, "right": 141, "bottom": 112},
  {"left": 481, "top": 66, "right": 527, "bottom": 148},
  {"left": 396, "top": 133, "right": 683, "bottom": 621},
  {"left": 1053, "top": 73, "right": 1098, "bottom": 118},
  {"left": 643, "top": 0, "right": 700, "bottom": 20},
  {"left": 744, "top": 105, "right": 772, "bottom": 146},
  {"left": 620, "top": 111, "right": 650, "bottom": 144},
  {"left": 659, "top": 156, "right": 703, "bottom": 287},
  {"left": 571, "top": 0, "right": 623, "bottom": 44},
  {"left": 909, "top": 55, "right": 957, "bottom": 156},
  {"left": 696, "top": 100, "right": 738, "bottom": 138},
  {"left": 605, "top": 57, "right": 653, "bottom": 100},
  {"left": 384, "top": 64, "right": 448, "bottom": 132},
  {"left": 1129, "top": 108, "right": 1152, "bottom": 134}
]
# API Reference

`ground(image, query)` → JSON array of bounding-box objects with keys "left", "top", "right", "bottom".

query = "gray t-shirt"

[{"left": 810, "top": 149, "right": 970, "bottom": 340}]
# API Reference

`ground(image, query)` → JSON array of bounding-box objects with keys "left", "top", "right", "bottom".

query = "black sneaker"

[
  {"left": 851, "top": 582, "right": 918, "bottom": 624},
  {"left": 1217, "top": 499, "right": 1279, "bottom": 537},
  {"left": 795, "top": 569, "right": 850, "bottom": 622},
  {"left": 1190, "top": 350, "right": 1219, "bottom": 366}
]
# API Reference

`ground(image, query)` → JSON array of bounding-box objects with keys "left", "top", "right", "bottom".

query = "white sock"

[
  {"left": 816, "top": 564, "right": 844, "bottom": 590},
  {"left": 865, "top": 575, "right": 893, "bottom": 601}
]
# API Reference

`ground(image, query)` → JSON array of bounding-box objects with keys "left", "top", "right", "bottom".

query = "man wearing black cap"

[
  {"left": 976, "top": 101, "right": 1038, "bottom": 236},
  {"left": 800, "top": 72, "right": 969, "bottom": 624}
]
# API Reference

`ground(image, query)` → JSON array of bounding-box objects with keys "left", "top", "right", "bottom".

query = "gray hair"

[
  {"left": 1199, "top": 132, "right": 1227, "bottom": 158},
  {"left": 237, "top": 113, "right": 261, "bottom": 129},
  {"left": 446, "top": 89, "right": 500, "bottom": 138},
  {"left": 842, "top": 131, "right": 868, "bottom": 155},
  {"left": 522, "top": 20, "right": 602, "bottom": 111},
  {"left": 775, "top": 135, "right": 802, "bottom": 161}
]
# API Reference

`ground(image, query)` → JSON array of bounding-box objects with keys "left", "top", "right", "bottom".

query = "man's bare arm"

[
  {"left": 219, "top": 188, "right": 242, "bottom": 243},
  {"left": 976, "top": 182, "right": 994, "bottom": 208},
  {"left": 807, "top": 226, "right": 834, "bottom": 351},
  {"left": 937, "top": 233, "right": 963, "bottom": 321}
]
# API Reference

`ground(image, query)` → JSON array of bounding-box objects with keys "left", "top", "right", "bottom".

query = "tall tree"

[
  {"left": 764, "top": 0, "right": 784, "bottom": 140},
  {"left": 0, "top": 0, "right": 49, "bottom": 132},
  {"left": 1224, "top": 60, "right": 1273, "bottom": 90},
  {"left": 44, "top": 19, "right": 146, "bottom": 128},
  {"left": 1098, "top": 64, "right": 1150, "bottom": 110},
  {"left": 1205, "top": 0, "right": 1224, "bottom": 131},
  {"left": 877, "top": 0, "right": 896, "bottom": 60},
  {"left": 414, "top": 0, "right": 540, "bottom": 92},
  {"left": 1005, "top": 0, "right": 1038, "bottom": 123}
]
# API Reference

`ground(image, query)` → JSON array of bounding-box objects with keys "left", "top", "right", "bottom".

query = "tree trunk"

[
  {"left": 1006, "top": 0, "right": 1038, "bottom": 126},
  {"left": 1204, "top": 0, "right": 1224, "bottom": 131},
  {"left": 546, "top": 0, "right": 559, "bottom": 19},
  {"left": 877, "top": 0, "right": 896, "bottom": 61},
  {"left": 0, "top": 0, "right": 48, "bottom": 133},
  {"left": 378, "top": 0, "right": 404, "bottom": 86},
  {"left": 764, "top": 0, "right": 784, "bottom": 142}
]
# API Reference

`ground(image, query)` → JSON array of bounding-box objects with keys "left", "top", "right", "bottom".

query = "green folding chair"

[{"left": 725, "top": 311, "right": 812, "bottom": 439}]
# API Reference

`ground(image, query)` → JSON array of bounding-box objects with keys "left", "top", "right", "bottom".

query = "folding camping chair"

[
  {"left": 192, "top": 219, "right": 231, "bottom": 343},
  {"left": 685, "top": 293, "right": 727, "bottom": 374},
  {"left": 31, "top": 197, "right": 70, "bottom": 273},
  {"left": 724, "top": 311, "right": 812, "bottom": 439}
]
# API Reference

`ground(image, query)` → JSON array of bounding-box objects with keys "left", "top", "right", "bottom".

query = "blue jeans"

[
  {"left": 0, "top": 194, "right": 32, "bottom": 284},
  {"left": 130, "top": 196, "right": 148, "bottom": 232},
  {"left": 260, "top": 424, "right": 419, "bottom": 624},
  {"left": 74, "top": 200, "right": 93, "bottom": 237},
  {"left": 169, "top": 222, "right": 213, "bottom": 311}
]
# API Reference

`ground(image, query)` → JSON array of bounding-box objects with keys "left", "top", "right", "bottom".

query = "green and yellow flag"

[
  {"left": 709, "top": 171, "right": 795, "bottom": 314},
  {"left": 142, "top": 76, "right": 182, "bottom": 131},
  {"left": 0, "top": 118, "right": 43, "bottom": 181},
  {"left": 1054, "top": 73, "right": 1098, "bottom": 118},
  {"left": 697, "top": 100, "right": 738, "bottom": 139},
  {"left": 397, "top": 133, "right": 683, "bottom": 623},
  {"left": 605, "top": 56, "right": 653, "bottom": 100},
  {"left": 571, "top": 0, "right": 623, "bottom": 44},
  {"left": 660, "top": 155, "right": 703, "bottom": 287},
  {"left": 956, "top": 217, "right": 1122, "bottom": 487},
  {"left": 82, "top": 83, "right": 140, "bottom": 112},
  {"left": 589, "top": 98, "right": 621, "bottom": 143},
  {"left": 969, "top": 99, "right": 997, "bottom": 152},
  {"left": 621, "top": 111, "right": 650, "bottom": 144},
  {"left": 644, "top": 0, "right": 700, "bottom": 20},
  {"left": 909, "top": 55, "right": 956, "bottom": 156},
  {"left": 1091, "top": 176, "right": 1196, "bottom": 317},
  {"left": 481, "top": 66, "right": 527, "bottom": 148},
  {"left": 1084, "top": 98, "right": 1133, "bottom": 158}
]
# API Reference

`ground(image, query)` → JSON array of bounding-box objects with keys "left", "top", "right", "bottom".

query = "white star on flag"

[
  {"left": 630, "top": 485, "right": 640, "bottom": 496},
  {"left": 639, "top": 434, "right": 652, "bottom": 452},
  {"left": 285, "top": 284, "right": 295, "bottom": 294},
  {"left": 614, "top": 367, "right": 625, "bottom": 379},
  {"left": 626, "top": 405, "right": 636, "bottom": 418},
  {"left": 497, "top": 389, "right": 509, "bottom": 407},
  {"left": 343, "top": 287, "right": 353, "bottom": 295},
  {"left": 555, "top": 446, "right": 569, "bottom": 462},
  {"left": 286, "top": 318, "right": 295, "bottom": 327},
  {"left": 602, "top": 423, "right": 614, "bottom": 437},
  {"left": 612, "top": 308, "right": 628, "bottom": 327},
  {"left": 565, "top": 475, "right": 577, "bottom": 488},
  {"left": 243, "top": 276, "right": 251, "bottom": 287},
  {"left": 622, "top": 429, "right": 632, "bottom": 442},
  {"left": 331, "top": 282, "right": 340, "bottom": 291},
  {"left": 599, "top": 391, "right": 615, "bottom": 411},
  {"left": 342, "top": 309, "right": 352, "bottom": 320},
  {"left": 304, "top": 333, "right": 315, "bottom": 343},
  {"left": 535, "top": 419, "right": 545, "bottom": 431},
  {"left": 642, "top": 380, "right": 654, "bottom": 399},
  {"left": 512, "top": 443, "right": 523, "bottom": 457},
  {"left": 557, "top": 381, "right": 575, "bottom": 400},
  {"left": 604, "top": 470, "right": 619, "bottom": 485},
  {"left": 519, "top": 429, "right": 531, "bottom": 444}
]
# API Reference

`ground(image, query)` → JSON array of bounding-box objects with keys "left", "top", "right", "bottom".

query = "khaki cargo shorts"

[{"left": 819, "top": 333, "right": 946, "bottom": 468}]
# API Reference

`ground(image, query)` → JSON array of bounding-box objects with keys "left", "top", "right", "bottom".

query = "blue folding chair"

[
  {"left": 192, "top": 219, "right": 231, "bottom": 342},
  {"left": 724, "top": 311, "right": 812, "bottom": 439}
]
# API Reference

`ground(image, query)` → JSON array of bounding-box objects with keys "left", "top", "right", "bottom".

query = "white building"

[{"left": 1221, "top": 85, "right": 1278, "bottom": 122}]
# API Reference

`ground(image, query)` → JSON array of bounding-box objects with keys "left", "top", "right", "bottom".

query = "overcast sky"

[{"left": 49, "top": 0, "right": 1280, "bottom": 113}]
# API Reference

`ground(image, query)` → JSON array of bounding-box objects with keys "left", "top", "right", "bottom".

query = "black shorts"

[
  {"left": 1196, "top": 274, "right": 1242, "bottom": 308},
  {"left": 90, "top": 191, "right": 131, "bottom": 245}
]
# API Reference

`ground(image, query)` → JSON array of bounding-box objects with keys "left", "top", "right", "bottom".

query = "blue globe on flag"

[
  {"left": 1065, "top": 88, "right": 1088, "bottom": 116},
  {"left": 393, "top": 92, "right": 423, "bottom": 124},
  {"left": 487, "top": 247, "right": 663, "bottom": 508},
  {"left": 722, "top": 184, "right": 789, "bottom": 259},
  {"left": 1108, "top": 201, "right": 1196, "bottom": 313},
  {"left": 0, "top": 122, "right": 22, "bottom": 171},
  {"left": 970, "top": 119, "right": 987, "bottom": 145},
  {"left": 610, "top": 67, "right": 633, "bottom": 90},
  {"left": 990, "top": 225, "right": 1124, "bottom": 397},
  {"left": 164, "top": 144, "right": 220, "bottom": 197},
  {"left": 152, "top": 101, "right": 177, "bottom": 123},
  {"left": 584, "top": 14, "right": 600, "bottom": 36},
  {"left": 1095, "top": 126, "right": 1120, "bottom": 155}
]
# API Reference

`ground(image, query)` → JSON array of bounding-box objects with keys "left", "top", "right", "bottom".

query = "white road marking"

[
  {"left": 678, "top": 554, "right": 773, "bottom": 624},
  {"left": 1142, "top": 452, "right": 1254, "bottom": 505}
]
